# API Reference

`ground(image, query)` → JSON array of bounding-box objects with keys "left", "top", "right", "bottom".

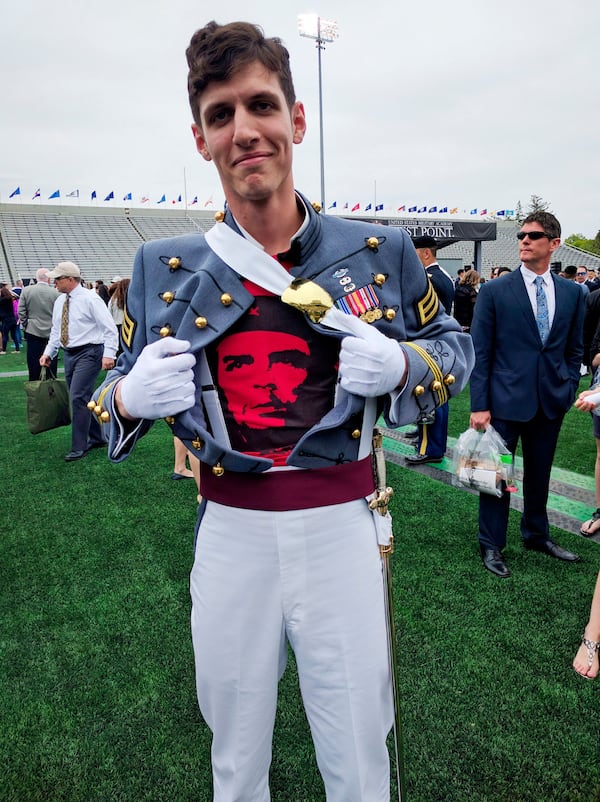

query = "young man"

[
  {"left": 470, "top": 212, "right": 583, "bottom": 578},
  {"left": 93, "top": 21, "right": 474, "bottom": 801}
]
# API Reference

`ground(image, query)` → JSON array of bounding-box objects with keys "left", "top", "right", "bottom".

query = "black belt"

[{"left": 63, "top": 343, "right": 101, "bottom": 353}]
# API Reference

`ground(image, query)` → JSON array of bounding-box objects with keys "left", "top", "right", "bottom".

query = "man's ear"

[
  {"left": 291, "top": 102, "right": 307, "bottom": 145},
  {"left": 191, "top": 123, "right": 212, "bottom": 161}
]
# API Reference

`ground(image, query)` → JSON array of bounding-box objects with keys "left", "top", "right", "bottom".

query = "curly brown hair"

[{"left": 186, "top": 21, "right": 296, "bottom": 126}]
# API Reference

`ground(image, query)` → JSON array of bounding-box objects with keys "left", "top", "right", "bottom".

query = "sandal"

[
  {"left": 579, "top": 507, "right": 600, "bottom": 537},
  {"left": 574, "top": 634, "right": 600, "bottom": 680}
]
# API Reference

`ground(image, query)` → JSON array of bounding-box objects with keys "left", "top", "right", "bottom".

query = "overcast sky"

[{"left": 2, "top": 0, "right": 599, "bottom": 238}]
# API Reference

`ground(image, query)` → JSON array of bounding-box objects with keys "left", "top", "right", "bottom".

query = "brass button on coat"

[
  {"left": 214, "top": 211, "right": 225, "bottom": 222},
  {"left": 159, "top": 325, "right": 172, "bottom": 337},
  {"left": 366, "top": 236, "right": 380, "bottom": 250},
  {"left": 220, "top": 293, "right": 233, "bottom": 306},
  {"left": 168, "top": 257, "right": 181, "bottom": 270},
  {"left": 374, "top": 274, "right": 386, "bottom": 286},
  {"left": 414, "top": 385, "right": 425, "bottom": 396},
  {"left": 384, "top": 308, "right": 396, "bottom": 321},
  {"left": 351, "top": 429, "right": 361, "bottom": 439},
  {"left": 161, "top": 291, "right": 175, "bottom": 305},
  {"left": 212, "top": 463, "right": 225, "bottom": 477},
  {"left": 195, "top": 316, "right": 208, "bottom": 329}
]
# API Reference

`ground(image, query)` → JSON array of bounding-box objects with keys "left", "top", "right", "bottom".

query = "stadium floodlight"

[{"left": 298, "top": 14, "right": 339, "bottom": 213}]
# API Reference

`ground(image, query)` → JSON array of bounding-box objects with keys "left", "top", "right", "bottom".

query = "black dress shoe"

[
  {"left": 405, "top": 453, "right": 443, "bottom": 465},
  {"left": 481, "top": 548, "right": 511, "bottom": 578},
  {"left": 523, "top": 538, "right": 581, "bottom": 562},
  {"left": 64, "top": 450, "right": 87, "bottom": 462}
]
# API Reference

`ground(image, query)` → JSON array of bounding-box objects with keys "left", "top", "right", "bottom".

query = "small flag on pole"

[
  {"left": 104, "top": 191, "right": 114, "bottom": 201},
  {"left": 48, "top": 190, "right": 60, "bottom": 199},
  {"left": 66, "top": 189, "right": 79, "bottom": 198},
  {"left": 32, "top": 189, "right": 41, "bottom": 200},
  {"left": 9, "top": 187, "right": 21, "bottom": 198}
]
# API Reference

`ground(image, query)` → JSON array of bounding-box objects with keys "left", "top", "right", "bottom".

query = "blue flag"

[
  {"left": 157, "top": 194, "right": 166, "bottom": 204},
  {"left": 375, "top": 203, "right": 384, "bottom": 212},
  {"left": 9, "top": 187, "right": 21, "bottom": 198},
  {"left": 123, "top": 192, "right": 132, "bottom": 201},
  {"left": 104, "top": 191, "right": 114, "bottom": 201},
  {"left": 418, "top": 206, "right": 427, "bottom": 213},
  {"left": 91, "top": 190, "right": 97, "bottom": 200},
  {"left": 408, "top": 206, "right": 417, "bottom": 213},
  {"left": 365, "top": 203, "right": 372, "bottom": 211},
  {"left": 439, "top": 206, "right": 448, "bottom": 213},
  {"left": 328, "top": 201, "right": 337, "bottom": 209},
  {"left": 49, "top": 190, "right": 60, "bottom": 199}
]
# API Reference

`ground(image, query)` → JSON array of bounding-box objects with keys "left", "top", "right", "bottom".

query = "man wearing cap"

[
  {"left": 40, "top": 261, "right": 118, "bottom": 461},
  {"left": 18, "top": 267, "right": 59, "bottom": 380},
  {"left": 405, "top": 235, "right": 455, "bottom": 465}
]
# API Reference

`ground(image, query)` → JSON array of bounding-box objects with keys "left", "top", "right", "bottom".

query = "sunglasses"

[{"left": 517, "top": 231, "right": 552, "bottom": 241}]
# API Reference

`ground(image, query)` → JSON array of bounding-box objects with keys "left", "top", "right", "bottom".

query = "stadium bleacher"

[
  {"left": 0, "top": 204, "right": 598, "bottom": 286},
  {"left": 0, "top": 204, "right": 218, "bottom": 285}
]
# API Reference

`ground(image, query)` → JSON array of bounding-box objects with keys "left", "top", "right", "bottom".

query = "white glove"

[
  {"left": 338, "top": 330, "right": 407, "bottom": 397},
  {"left": 119, "top": 337, "right": 196, "bottom": 420}
]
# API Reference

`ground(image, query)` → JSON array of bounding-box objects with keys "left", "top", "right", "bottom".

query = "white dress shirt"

[
  {"left": 44, "top": 283, "right": 118, "bottom": 359},
  {"left": 519, "top": 264, "right": 556, "bottom": 330}
]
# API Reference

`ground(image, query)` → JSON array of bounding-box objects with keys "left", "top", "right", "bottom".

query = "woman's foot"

[
  {"left": 171, "top": 468, "right": 195, "bottom": 480},
  {"left": 573, "top": 631, "right": 600, "bottom": 679},
  {"left": 579, "top": 508, "right": 600, "bottom": 537}
]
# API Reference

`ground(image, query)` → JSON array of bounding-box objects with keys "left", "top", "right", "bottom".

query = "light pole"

[{"left": 298, "top": 14, "right": 338, "bottom": 213}]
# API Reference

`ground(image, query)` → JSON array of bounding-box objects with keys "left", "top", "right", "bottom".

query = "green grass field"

[{"left": 1, "top": 349, "right": 599, "bottom": 801}]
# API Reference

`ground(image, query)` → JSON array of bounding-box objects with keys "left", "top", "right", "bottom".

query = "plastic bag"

[{"left": 452, "top": 425, "right": 516, "bottom": 497}]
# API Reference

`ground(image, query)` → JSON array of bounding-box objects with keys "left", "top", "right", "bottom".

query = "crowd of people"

[{"left": 1, "top": 18, "right": 598, "bottom": 799}]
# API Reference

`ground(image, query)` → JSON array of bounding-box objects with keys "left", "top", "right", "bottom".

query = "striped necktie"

[
  {"left": 534, "top": 276, "right": 549, "bottom": 344},
  {"left": 60, "top": 294, "right": 70, "bottom": 347}
]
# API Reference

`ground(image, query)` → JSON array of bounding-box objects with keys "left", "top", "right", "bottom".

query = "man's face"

[
  {"left": 191, "top": 61, "right": 306, "bottom": 206},
  {"left": 518, "top": 223, "right": 560, "bottom": 272},
  {"left": 215, "top": 330, "right": 310, "bottom": 429},
  {"left": 53, "top": 276, "right": 76, "bottom": 294},
  {"left": 587, "top": 269, "right": 595, "bottom": 281},
  {"left": 576, "top": 268, "right": 587, "bottom": 283}
]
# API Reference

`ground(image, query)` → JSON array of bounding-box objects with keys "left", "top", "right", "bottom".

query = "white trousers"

[{"left": 190, "top": 498, "right": 393, "bottom": 802}]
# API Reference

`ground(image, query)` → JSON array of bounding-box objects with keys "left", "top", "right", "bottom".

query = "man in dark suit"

[
  {"left": 406, "top": 235, "right": 456, "bottom": 464},
  {"left": 470, "top": 211, "right": 583, "bottom": 577}
]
